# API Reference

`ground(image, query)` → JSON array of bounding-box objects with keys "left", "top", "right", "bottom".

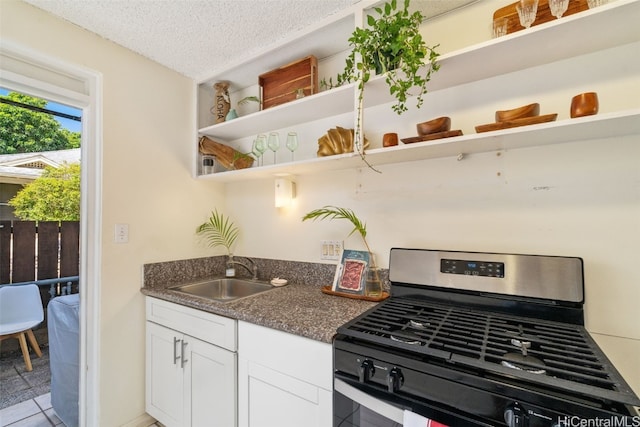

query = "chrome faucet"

[{"left": 228, "top": 256, "right": 259, "bottom": 280}]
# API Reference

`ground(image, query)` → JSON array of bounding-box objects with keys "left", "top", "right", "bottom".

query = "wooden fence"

[{"left": 0, "top": 220, "right": 80, "bottom": 284}]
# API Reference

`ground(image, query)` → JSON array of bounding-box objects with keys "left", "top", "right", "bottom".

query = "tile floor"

[
  {"left": 1, "top": 347, "right": 161, "bottom": 427},
  {"left": 0, "top": 393, "right": 63, "bottom": 427},
  {"left": 1, "top": 347, "right": 51, "bottom": 411},
  {"left": 1, "top": 345, "right": 59, "bottom": 427}
]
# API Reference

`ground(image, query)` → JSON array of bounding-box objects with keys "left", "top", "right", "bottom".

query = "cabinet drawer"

[
  {"left": 238, "top": 321, "right": 332, "bottom": 390},
  {"left": 146, "top": 297, "right": 236, "bottom": 351}
]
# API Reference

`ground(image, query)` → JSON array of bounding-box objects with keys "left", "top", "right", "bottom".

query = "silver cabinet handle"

[
  {"left": 181, "top": 340, "right": 188, "bottom": 368},
  {"left": 173, "top": 337, "right": 181, "bottom": 365}
]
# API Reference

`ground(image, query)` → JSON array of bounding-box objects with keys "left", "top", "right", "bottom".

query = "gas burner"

[
  {"left": 510, "top": 338, "right": 532, "bottom": 356},
  {"left": 388, "top": 321, "right": 428, "bottom": 345},
  {"left": 409, "top": 319, "right": 430, "bottom": 329},
  {"left": 391, "top": 335, "right": 421, "bottom": 345},
  {"left": 501, "top": 337, "right": 547, "bottom": 374},
  {"left": 501, "top": 353, "right": 547, "bottom": 375}
]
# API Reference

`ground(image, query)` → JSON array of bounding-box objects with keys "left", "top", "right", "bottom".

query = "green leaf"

[
  {"left": 302, "top": 206, "right": 369, "bottom": 245},
  {"left": 196, "top": 209, "right": 239, "bottom": 255}
]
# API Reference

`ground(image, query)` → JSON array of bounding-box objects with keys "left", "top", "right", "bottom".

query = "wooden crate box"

[{"left": 259, "top": 55, "right": 318, "bottom": 110}]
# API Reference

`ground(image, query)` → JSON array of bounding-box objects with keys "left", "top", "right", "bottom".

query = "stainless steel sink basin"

[{"left": 170, "top": 278, "right": 274, "bottom": 302}]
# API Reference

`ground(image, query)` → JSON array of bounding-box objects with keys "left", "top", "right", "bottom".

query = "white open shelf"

[
  {"left": 198, "top": 109, "right": 640, "bottom": 182},
  {"left": 425, "top": 0, "right": 640, "bottom": 92},
  {"left": 196, "top": 0, "right": 640, "bottom": 182},
  {"left": 198, "top": 82, "right": 356, "bottom": 140}
]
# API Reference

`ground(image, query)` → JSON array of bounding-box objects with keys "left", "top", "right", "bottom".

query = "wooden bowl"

[
  {"left": 416, "top": 117, "right": 451, "bottom": 136},
  {"left": 570, "top": 92, "right": 599, "bottom": 118},
  {"left": 495, "top": 103, "right": 540, "bottom": 122}
]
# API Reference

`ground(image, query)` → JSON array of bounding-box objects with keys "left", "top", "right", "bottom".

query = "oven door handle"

[{"left": 334, "top": 378, "right": 404, "bottom": 424}]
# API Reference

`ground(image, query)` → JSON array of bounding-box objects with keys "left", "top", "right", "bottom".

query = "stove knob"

[
  {"left": 504, "top": 402, "right": 526, "bottom": 427},
  {"left": 358, "top": 359, "right": 375, "bottom": 383},
  {"left": 387, "top": 367, "right": 404, "bottom": 393}
]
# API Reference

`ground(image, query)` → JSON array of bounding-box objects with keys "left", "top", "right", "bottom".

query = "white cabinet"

[
  {"left": 145, "top": 297, "right": 237, "bottom": 427},
  {"left": 194, "top": 0, "right": 640, "bottom": 182},
  {"left": 146, "top": 321, "right": 184, "bottom": 426},
  {"left": 237, "top": 321, "right": 333, "bottom": 427}
]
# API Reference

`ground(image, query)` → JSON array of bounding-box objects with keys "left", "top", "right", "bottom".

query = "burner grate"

[{"left": 338, "top": 296, "right": 640, "bottom": 406}]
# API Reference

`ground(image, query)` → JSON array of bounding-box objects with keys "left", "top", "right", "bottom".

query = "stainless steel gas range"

[{"left": 333, "top": 249, "right": 640, "bottom": 427}]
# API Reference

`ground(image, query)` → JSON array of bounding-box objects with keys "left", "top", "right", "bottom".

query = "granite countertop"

[{"left": 141, "top": 282, "right": 378, "bottom": 343}]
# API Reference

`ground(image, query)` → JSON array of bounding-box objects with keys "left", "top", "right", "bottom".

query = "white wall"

[
  {"left": 1, "top": 2, "right": 226, "bottom": 425},
  {"left": 226, "top": 0, "right": 640, "bottom": 395}
]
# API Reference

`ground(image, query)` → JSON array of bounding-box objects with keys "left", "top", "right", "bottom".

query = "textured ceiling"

[{"left": 23, "top": 0, "right": 477, "bottom": 81}]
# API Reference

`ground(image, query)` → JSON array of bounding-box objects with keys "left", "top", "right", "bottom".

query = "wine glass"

[
  {"left": 549, "top": 0, "right": 569, "bottom": 18},
  {"left": 254, "top": 134, "right": 267, "bottom": 166},
  {"left": 285, "top": 132, "right": 299, "bottom": 161},
  {"left": 251, "top": 138, "right": 261, "bottom": 167},
  {"left": 516, "top": 0, "right": 538, "bottom": 28},
  {"left": 267, "top": 132, "right": 280, "bottom": 164}
]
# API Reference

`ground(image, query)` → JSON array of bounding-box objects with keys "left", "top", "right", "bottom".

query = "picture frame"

[{"left": 332, "top": 249, "right": 370, "bottom": 295}]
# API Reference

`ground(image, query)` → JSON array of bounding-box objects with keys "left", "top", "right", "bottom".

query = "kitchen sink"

[{"left": 170, "top": 278, "right": 274, "bottom": 302}]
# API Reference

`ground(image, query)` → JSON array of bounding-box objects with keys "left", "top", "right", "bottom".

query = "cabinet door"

[
  {"left": 241, "top": 360, "right": 332, "bottom": 427},
  {"left": 185, "top": 336, "right": 237, "bottom": 427},
  {"left": 146, "top": 321, "right": 184, "bottom": 427}
]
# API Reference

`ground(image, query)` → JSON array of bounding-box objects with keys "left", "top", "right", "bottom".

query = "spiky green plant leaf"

[
  {"left": 302, "top": 205, "right": 373, "bottom": 254},
  {"left": 196, "top": 209, "right": 239, "bottom": 255}
]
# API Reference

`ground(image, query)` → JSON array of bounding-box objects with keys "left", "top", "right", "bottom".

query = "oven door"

[
  {"left": 334, "top": 375, "right": 491, "bottom": 427},
  {"left": 334, "top": 377, "right": 403, "bottom": 427}
]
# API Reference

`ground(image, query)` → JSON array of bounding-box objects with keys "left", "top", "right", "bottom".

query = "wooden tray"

[
  {"left": 259, "top": 55, "right": 318, "bottom": 110},
  {"left": 321, "top": 286, "right": 389, "bottom": 302},
  {"left": 475, "top": 113, "right": 558, "bottom": 133},
  {"left": 494, "top": 0, "right": 588, "bottom": 35},
  {"left": 401, "top": 130, "right": 463, "bottom": 144}
]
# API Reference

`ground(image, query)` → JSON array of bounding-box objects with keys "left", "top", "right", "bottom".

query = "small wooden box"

[
  {"left": 493, "top": 0, "right": 588, "bottom": 35},
  {"left": 259, "top": 55, "right": 318, "bottom": 110}
]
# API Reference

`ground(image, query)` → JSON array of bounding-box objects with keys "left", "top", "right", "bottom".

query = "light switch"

[
  {"left": 114, "top": 223, "right": 129, "bottom": 243},
  {"left": 321, "top": 240, "right": 342, "bottom": 261}
]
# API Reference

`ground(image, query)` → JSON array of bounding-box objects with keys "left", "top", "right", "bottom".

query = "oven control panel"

[{"left": 441, "top": 258, "right": 505, "bottom": 278}]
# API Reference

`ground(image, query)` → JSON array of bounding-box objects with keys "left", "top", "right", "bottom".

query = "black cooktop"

[{"left": 337, "top": 296, "right": 640, "bottom": 407}]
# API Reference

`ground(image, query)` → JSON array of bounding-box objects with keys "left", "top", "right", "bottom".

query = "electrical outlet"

[
  {"left": 321, "top": 240, "right": 343, "bottom": 261},
  {"left": 114, "top": 223, "right": 129, "bottom": 243}
]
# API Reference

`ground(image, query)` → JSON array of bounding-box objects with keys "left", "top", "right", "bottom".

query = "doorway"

[{"left": 0, "top": 41, "right": 102, "bottom": 426}]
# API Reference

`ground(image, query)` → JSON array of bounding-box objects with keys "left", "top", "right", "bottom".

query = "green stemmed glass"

[
  {"left": 254, "top": 134, "right": 267, "bottom": 166},
  {"left": 286, "top": 132, "right": 298, "bottom": 162},
  {"left": 267, "top": 132, "right": 280, "bottom": 164}
]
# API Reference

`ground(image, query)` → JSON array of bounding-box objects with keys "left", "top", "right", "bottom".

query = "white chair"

[{"left": 0, "top": 284, "right": 44, "bottom": 371}]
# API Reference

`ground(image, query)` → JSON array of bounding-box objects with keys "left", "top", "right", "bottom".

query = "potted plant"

[
  {"left": 335, "top": 0, "right": 440, "bottom": 160},
  {"left": 302, "top": 205, "right": 382, "bottom": 296},
  {"left": 196, "top": 209, "right": 240, "bottom": 275}
]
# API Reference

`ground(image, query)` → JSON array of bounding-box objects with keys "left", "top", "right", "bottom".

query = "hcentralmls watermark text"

[{"left": 557, "top": 416, "right": 640, "bottom": 427}]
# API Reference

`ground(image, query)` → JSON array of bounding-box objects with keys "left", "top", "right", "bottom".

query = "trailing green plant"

[
  {"left": 336, "top": 0, "right": 440, "bottom": 155},
  {"left": 302, "top": 205, "right": 375, "bottom": 265},
  {"left": 196, "top": 209, "right": 239, "bottom": 255}
]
